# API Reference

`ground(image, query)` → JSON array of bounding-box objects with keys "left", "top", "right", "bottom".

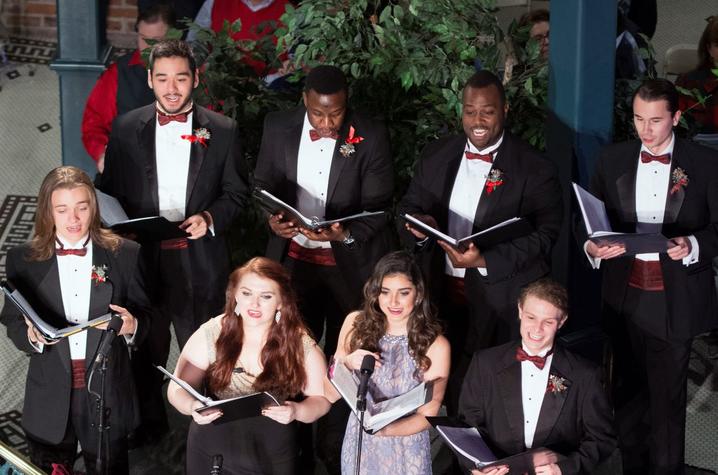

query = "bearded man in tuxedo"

[{"left": 99, "top": 39, "right": 249, "bottom": 442}]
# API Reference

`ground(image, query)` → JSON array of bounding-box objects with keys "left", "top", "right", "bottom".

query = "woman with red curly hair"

[{"left": 167, "top": 257, "right": 330, "bottom": 474}]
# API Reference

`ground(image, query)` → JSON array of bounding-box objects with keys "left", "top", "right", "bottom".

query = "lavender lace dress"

[{"left": 340, "top": 334, "right": 432, "bottom": 475}]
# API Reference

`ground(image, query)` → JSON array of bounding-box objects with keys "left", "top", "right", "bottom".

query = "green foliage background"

[{"left": 184, "top": 0, "right": 554, "bottom": 264}]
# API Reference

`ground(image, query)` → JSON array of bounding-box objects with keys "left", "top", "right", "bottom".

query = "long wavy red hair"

[{"left": 207, "top": 257, "right": 308, "bottom": 400}]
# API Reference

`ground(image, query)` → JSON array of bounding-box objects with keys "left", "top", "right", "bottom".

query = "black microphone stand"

[
  {"left": 87, "top": 334, "right": 111, "bottom": 475},
  {"left": 354, "top": 396, "right": 367, "bottom": 475}
]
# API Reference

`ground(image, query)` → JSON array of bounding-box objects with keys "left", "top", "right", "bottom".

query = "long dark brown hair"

[
  {"left": 348, "top": 251, "right": 442, "bottom": 373},
  {"left": 698, "top": 16, "right": 718, "bottom": 70},
  {"left": 207, "top": 257, "right": 309, "bottom": 399},
  {"left": 29, "top": 166, "right": 121, "bottom": 261}
]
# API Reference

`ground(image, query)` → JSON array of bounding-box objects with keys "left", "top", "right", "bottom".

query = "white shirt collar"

[
  {"left": 241, "top": 0, "right": 275, "bottom": 12},
  {"left": 466, "top": 133, "right": 504, "bottom": 155},
  {"left": 521, "top": 341, "right": 553, "bottom": 358}
]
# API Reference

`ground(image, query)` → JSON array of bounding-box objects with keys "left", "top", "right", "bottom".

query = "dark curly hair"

[{"left": 348, "top": 251, "right": 442, "bottom": 373}]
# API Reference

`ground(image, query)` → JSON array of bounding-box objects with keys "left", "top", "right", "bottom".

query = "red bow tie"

[
  {"left": 516, "top": 346, "right": 554, "bottom": 370},
  {"left": 309, "top": 129, "right": 339, "bottom": 141},
  {"left": 640, "top": 151, "right": 671, "bottom": 165},
  {"left": 56, "top": 236, "right": 90, "bottom": 257},
  {"left": 465, "top": 151, "right": 493, "bottom": 163},
  {"left": 157, "top": 109, "right": 191, "bottom": 126}
]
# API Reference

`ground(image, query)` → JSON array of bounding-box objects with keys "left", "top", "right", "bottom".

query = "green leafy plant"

[{"left": 277, "top": 0, "right": 503, "bottom": 194}]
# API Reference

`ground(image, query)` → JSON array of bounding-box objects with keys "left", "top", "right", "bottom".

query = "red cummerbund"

[
  {"left": 287, "top": 241, "right": 337, "bottom": 266},
  {"left": 160, "top": 237, "right": 189, "bottom": 250},
  {"left": 71, "top": 359, "right": 86, "bottom": 389},
  {"left": 628, "top": 259, "right": 664, "bottom": 291},
  {"left": 444, "top": 275, "right": 467, "bottom": 306}
]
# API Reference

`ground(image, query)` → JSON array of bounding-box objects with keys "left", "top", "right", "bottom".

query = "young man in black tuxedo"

[
  {"left": 99, "top": 39, "right": 249, "bottom": 442},
  {"left": 585, "top": 79, "right": 718, "bottom": 474},
  {"left": 459, "top": 279, "right": 616, "bottom": 475},
  {"left": 254, "top": 64, "right": 394, "bottom": 474},
  {"left": 0, "top": 166, "right": 151, "bottom": 474},
  {"left": 398, "top": 70, "right": 563, "bottom": 414}
]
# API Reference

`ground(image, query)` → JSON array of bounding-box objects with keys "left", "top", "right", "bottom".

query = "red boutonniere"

[
  {"left": 670, "top": 167, "right": 688, "bottom": 195},
  {"left": 485, "top": 168, "right": 505, "bottom": 195},
  {"left": 181, "top": 128, "right": 211, "bottom": 147},
  {"left": 339, "top": 126, "right": 364, "bottom": 158},
  {"left": 91, "top": 265, "right": 108, "bottom": 286},
  {"left": 546, "top": 373, "right": 568, "bottom": 394}
]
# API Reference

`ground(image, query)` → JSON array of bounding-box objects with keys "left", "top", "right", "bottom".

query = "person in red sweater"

[
  {"left": 190, "top": 0, "right": 290, "bottom": 75},
  {"left": 81, "top": 4, "right": 175, "bottom": 173}
]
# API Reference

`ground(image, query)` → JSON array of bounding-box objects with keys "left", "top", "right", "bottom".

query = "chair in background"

[{"left": 663, "top": 44, "right": 698, "bottom": 80}]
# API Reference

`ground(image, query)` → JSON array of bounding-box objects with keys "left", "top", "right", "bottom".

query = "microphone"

[
  {"left": 356, "top": 354, "right": 375, "bottom": 405},
  {"left": 94, "top": 315, "right": 123, "bottom": 364},
  {"left": 210, "top": 454, "right": 223, "bottom": 475}
]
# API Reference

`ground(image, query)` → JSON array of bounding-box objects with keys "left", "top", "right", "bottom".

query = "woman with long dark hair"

[
  {"left": 167, "top": 257, "right": 330, "bottom": 474},
  {"left": 329, "top": 251, "right": 450, "bottom": 475}
]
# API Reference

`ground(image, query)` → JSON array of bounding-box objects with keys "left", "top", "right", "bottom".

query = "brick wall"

[{"left": 1, "top": 0, "right": 139, "bottom": 47}]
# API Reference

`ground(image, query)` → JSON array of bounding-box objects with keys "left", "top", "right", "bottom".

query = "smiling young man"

[
  {"left": 99, "top": 39, "right": 249, "bottom": 444},
  {"left": 585, "top": 78, "right": 718, "bottom": 474},
  {"left": 254, "top": 64, "right": 394, "bottom": 474},
  {"left": 458, "top": 279, "right": 616, "bottom": 475},
  {"left": 398, "top": 70, "right": 563, "bottom": 415}
]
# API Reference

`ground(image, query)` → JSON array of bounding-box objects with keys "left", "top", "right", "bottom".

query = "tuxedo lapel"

[
  {"left": 663, "top": 143, "right": 687, "bottom": 224},
  {"left": 284, "top": 109, "right": 304, "bottom": 192},
  {"left": 37, "top": 258, "right": 71, "bottom": 375},
  {"left": 138, "top": 108, "right": 159, "bottom": 213},
  {"left": 86, "top": 244, "right": 113, "bottom": 367},
  {"left": 532, "top": 348, "right": 572, "bottom": 448},
  {"left": 616, "top": 143, "right": 641, "bottom": 226},
  {"left": 474, "top": 137, "right": 511, "bottom": 229},
  {"left": 438, "top": 140, "right": 465, "bottom": 229},
  {"left": 326, "top": 116, "right": 353, "bottom": 204},
  {"left": 185, "top": 108, "right": 210, "bottom": 206},
  {"left": 496, "top": 345, "right": 526, "bottom": 451}
]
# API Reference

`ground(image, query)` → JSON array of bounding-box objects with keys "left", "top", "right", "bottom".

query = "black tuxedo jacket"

[
  {"left": 459, "top": 342, "right": 617, "bottom": 475},
  {"left": 589, "top": 138, "right": 718, "bottom": 340},
  {"left": 398, "top": 132, "right": 563, "bottom": 312},
  {"left": 0, "top": 240, "right": 151, "bottom": 445},
  {"left": 100, "top": 104, "right": 249, "bottom": 306},
  {"left": 254, "top": 106, "right": 395, "bottom": 295}
]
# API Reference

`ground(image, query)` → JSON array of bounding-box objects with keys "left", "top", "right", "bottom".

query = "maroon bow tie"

[
  {"left": 55, "top": 236, "right": 90, "bottom": 257},
  {"left": 157, "top": 108, "right": 191, "bottom": 126},
  {"left": 465, "top": 151, "right": 493, "bottom": 163},
  {"left": 640, "top": 151, "right": 671, "bottom": 165},
  {"left": 309, "top": 129, "right": 339, "bottom": 141},
  {"left": 516, "top": 346, "right": 554, "bottom": 370}
]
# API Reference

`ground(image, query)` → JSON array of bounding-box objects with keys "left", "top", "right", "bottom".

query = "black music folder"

[
  {"left": 253, "top": 188, "right": 384, "bottom": 232},
  {"left": 1, "top": 281, "right": 113, "bottom": 341},
  {"left": 96, "top": 189, "right": 189, "bottom": 241},
  {"left": 572, "top": 182, "right": 673, "bottom": 255},
  {"left": 401, "top": 214, "right": 532, "bottom": 251},
  {"left": 156, "top": 366, "right": 281, "bottom": 425}
]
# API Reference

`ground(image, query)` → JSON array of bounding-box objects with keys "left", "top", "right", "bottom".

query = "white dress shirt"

[
  {"left": 56, "top": 235, "right": 93, "bottom": 359},
  {"left": 586, "top": 134, "right": 699, "bottom": 268},
  {"left": 156, "top": 111, "right": 192, "bottom": 222},
  {"left": 520, "top": 344, "right": 553, "bottom": 449},
  {"left": 445, "top": 135, "right": 503, "bottom": 277},
  {"left": 292, "top": 114, "right": 335, "bottom": 250}
]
